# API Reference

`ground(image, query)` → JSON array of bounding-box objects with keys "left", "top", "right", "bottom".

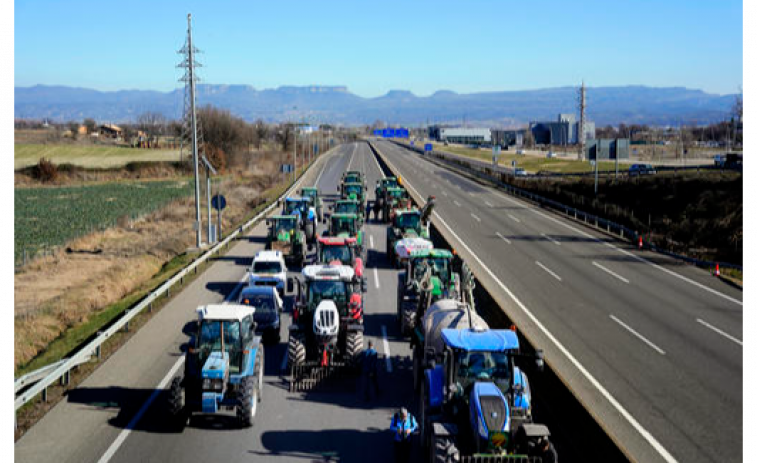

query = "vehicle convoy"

[
  {"left": 386, "top": 196, "right": 436, "bottom": 266},
  {"left": 265, "top": 215, "right": 306, "bottom": 268},
  {"left": 373, "top": 177, "right": 400, "bottom": 221},
  {"left": 286, "top": 265, "right": 365, "bottom": 372},
  {"left": 248, "top": 250, "right": 287, "bottom": 293},
  {"left": 299, "top": 187, "right": 323, "bottom": 222},
  {"left": 316, "top": 236, "right": 365, "bottom": 280},
  {"left": 324, "top": 212, "right": 364, "bottom": 253},
  {"left": 396, "top": 247, "right": 475, "bottom": 336},
  {"left": 282, "top": 196, "right": 318, "bottom": 245},
  {"left": 168, "top": 304, "right": 264, "bottom": 427},
  {"left": 379, "top": 186, "right": 410, "bottom": 223},
  {"left": 417, "top": 301, "right": 551, "bottom": 462},
  {"left": 238, "top": 285, "right": 284, "bottom": 344},
  {"left": 331, "top": 199, "right": 365, "bottom": 228}
]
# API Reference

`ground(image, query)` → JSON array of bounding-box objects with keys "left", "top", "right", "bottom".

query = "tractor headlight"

[{"left": 202, "top": 378, "right": 223, "bottom": 391}]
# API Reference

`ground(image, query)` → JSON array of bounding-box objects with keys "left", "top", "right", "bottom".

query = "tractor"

[
  {"left": 281, "top": 196, "right": 318, "bottom": 245},
  {"left": 373, "top": 177, "right": 399, "bottom": 222},
  {"left": 341, "top": 170, "right": 365, "bottom": 187},
  {"left": 386, "top": 196, "right": 436, "bottom": 266},
  {"left": 299, "top": 186, "right": 323, "bottom": 222},
  {"left": 315, "top": 236, "right": 365, "bottom": 281},
  {"left": 330, "top": 199, "right": 365, "bottom": 228},
  {"left": 167, "top": 304, "right": 264, "bottom": 427},
  {"left": 338, "top": 182, "right": 366, "bottom": 213},
  {"left": 265, "top": 215, "right": 306, "bottom": 268},
  {"left": 419, "top": 319, "right": 550, "bottom": 462},
  {"left": 324, "top": 212, "right": 364, "bottom": 254},
  {"left": 379, "top": 186, "right": 410, "bottom": 223},
  {"left": 286, "top": 264, "right": 366, "bottom": 375},
  {"left": 396, "top": 247, "right": 476, "bottom": 337}
]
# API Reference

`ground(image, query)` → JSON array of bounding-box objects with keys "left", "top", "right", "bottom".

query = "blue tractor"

[
  {"left": 168, "top": 304, "right": 264, "bottom": 427},
  {"left": 282, "top": 196, "right": 318, "bottom": 246},
  {"left": 420, "top": 326, "right": 551, "bottom": 462}
]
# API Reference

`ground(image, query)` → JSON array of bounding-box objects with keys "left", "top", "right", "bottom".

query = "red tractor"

[{"left": 315, "top": 236, "right": 365, "bottom": 281}]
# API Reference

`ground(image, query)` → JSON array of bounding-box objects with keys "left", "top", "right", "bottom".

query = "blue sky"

[{"left": 14, "top": 0, "right": 743, "bottom": 96}]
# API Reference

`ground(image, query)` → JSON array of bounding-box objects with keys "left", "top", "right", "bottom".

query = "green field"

[
  {"left": 14, "top": 143, "right": 181, "bottom": 170},
  {"left": 15, "top": 180, "right": 193, "bottom": 263}
]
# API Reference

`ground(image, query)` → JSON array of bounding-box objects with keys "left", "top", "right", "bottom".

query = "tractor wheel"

[
  {"left": 288, "top": 332, "right": 306, "bottom": 368},
  {"left": 253, "top": 346, "right": 264, "bottom": 403},
  {"left": 168, "top": 376, "right": 185, "bottom": 417},
  {"left": 401, "top": 307, "right": 417, "bottom": 337},
  {"left": 305, "top": 222, "right": 315, "bottom": 244},
  {"left": 431, "top": 425, "right": 459, "bottom": 463},
  {"left": 237, "top": 376, "right": 257, "bottom": 428},
  {"left": 345, "top": 330, "right": 364, "bottom": 366}
]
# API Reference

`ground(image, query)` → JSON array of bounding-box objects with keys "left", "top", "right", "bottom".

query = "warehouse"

[
  {"left": 529, "top": 114, "right": 595, "bottom": 145},
  {"left": 433, "top": 127, "right": 491, "bottom": 145}
]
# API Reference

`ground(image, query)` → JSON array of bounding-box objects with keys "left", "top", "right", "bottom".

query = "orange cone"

[
  {"left": 715, "top": 263, "right": 720, "bottom": 277},
  {"left": 638, "top": 235, "right": 643, "bottom": 249}
]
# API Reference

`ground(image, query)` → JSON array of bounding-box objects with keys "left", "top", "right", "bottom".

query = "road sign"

[
  {"left": 211, "top": 194, "right": 227, "bottom": 211},
  {"left": 281, "top": 164, "right": 294, "bottom": 173},
  {"left": 424, "top": 144, "right": 433, "bottom": 152},
  {"left": 492, "top": 145, "right": 501, "bottom": 166}
]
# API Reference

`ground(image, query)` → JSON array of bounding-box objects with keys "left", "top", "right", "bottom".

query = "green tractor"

[
  {"left": 373, "top": 177, "right": 399, "bottom": 221},
  {"left": 324, "top": 212, "right": 364, "bottom": 254},
  {"left": 265, "top": 215, "right": 306, "bottom": 268},
  {"left": 396, "top": 248, "right": 476, "bottom": 337},
  {"left": 341, "top": 170, "right": 365, "bottom": 187},
  {"left": 379, "top": 186, "right": 410, "bottom": 223},
  {"left": 338, "top": 182, "right": 366, "bottom": 213},
  {"left": 330, "top": 199, "right": 365, "bottom": 229},
  {"left": 386, "top": 196, "right": 436, "bottom": 267},
  {"left": 299, "top": 186, "right": 323, "bottom": 222}
]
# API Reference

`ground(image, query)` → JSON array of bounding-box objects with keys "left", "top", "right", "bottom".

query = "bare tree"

[
  {"left": 276, "top": 124, "right": 294, "bottom": 152},
  {"left": 137, "top": 112, "right": 167, "bottom": 144},
  {"left": 83, "top": 118, "right": 97, "bottom": 134},
  {"left": 254, "top": 119, "right": 268, "bottom": 150}
]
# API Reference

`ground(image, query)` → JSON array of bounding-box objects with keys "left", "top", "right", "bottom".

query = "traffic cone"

[
  {"left": 715, "top": 263, "right": 720, "bottom": 277},
  {"left": 638, "top": 235, "right": 643, "bottom": 249}
]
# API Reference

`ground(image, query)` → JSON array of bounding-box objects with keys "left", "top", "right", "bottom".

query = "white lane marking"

[
  {"left": 593, "top": 261, "right": 630, "bottom": 284},
  {"left": 495, "top": 232, "right": 511, "bottom": 244},
  {"left": 471, "top": 213, "right": 481, "bottom": 222},
  {"left": 377, "top": 152, "right": 679, "bottom": 463},
  {"left": 610, "top": 315, "right": 666, "bottom": 355},
  {"left": 346, "top": 143, "right": 356, "bottom": 170},
  {"left": 485, "top": 200, "right": 494, "bottom": 208},
  {"left": 453, "top": 200, "right": 461, "bottom": 207},
  {"left": 373, "top": 267, "right": 380, "bottom": 289},
  {"left": 370, "top": 235, "right": 375, "bottom": 249},
  {"left": 507, "top": 214, "right": 521, "bottom": 223},
  {"left": 314, "top": 158, "right": 328, "bottom": 186},
  {"left": 369, "top": 142, "right": 386, "bottom": 179},
  {"left": 441, "top": 190, "right": 448, "bottom": 197},
  {"left": 493, "top": 190, "right": 742, "bottom": 307},
  {"left": 381, "top": 325, "right": 392, "bottom": 373},
  {"left": 696, "top": 318, "right": 743, "bottom": 346},
  {"left": 536, "top": 261, "right": 562, "bottom": 282},
  {"left": 541, "top": 233, "right": 561, "bottom": 246}
]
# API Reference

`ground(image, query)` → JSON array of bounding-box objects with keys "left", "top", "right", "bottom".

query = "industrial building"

[
  {"left": 491, "top": 129, "right": 525, "bottom": 147},
  {"left": 429, "top": 126, "right": 491, "bottom": 144},
  {"left": 529, "top": 114, "right": 595, "bottom": 145}
]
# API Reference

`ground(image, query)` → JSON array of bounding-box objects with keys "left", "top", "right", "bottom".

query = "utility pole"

[{"left": 178, "top": 13, "right": 203, "bottom": 247}]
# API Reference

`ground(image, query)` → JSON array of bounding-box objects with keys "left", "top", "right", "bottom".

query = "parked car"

[
  {"left": 629, "top": 164, "right": 657, "bottom": 176},
  {"left": 513, "top": 167, "right": 528, "bottom": 176},
  {"left": 516, "top": 149, "right": 525, "bottom": 155},
  {"left": 546, "top": 151, "right": 556, "bottom": 158},
  {"left": 237, "top": 285, "right": 283, "bottom": 344}
]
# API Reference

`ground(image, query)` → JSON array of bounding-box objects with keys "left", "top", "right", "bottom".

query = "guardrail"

[
  {"left": 14, "top": 152, "right": 327, "bottom": 414},
  {"left": 383, "top": 139, "right": 742, "bottom": 273}
]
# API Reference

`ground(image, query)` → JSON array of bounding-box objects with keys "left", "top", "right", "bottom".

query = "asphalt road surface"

[{"left": 372, "top": 139, "right": 742, "bottom": 463}]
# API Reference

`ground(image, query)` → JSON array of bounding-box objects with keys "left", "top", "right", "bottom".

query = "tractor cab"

[
  {"left": 268, "top": 215, "right": 298, "bottom": 236},
  {"left": 339, "top": 182, "right": 365, "bottom": 204},
  {"left": 326, "top": 213, "right": 363, "bottom": 249},
  {"left": 331, "top": 199, "right": 364, "bottom": 227},
  {"left": 342, "top": 170, "right": 364, "bottom": 186},
  {"left": 282, "top": 197, "right": 317, "bottom": 244},
  {"left": 316, "top": 236, "right": 365, "bottom": 279},
  {"left": 299, "top": 187, "right": 323, "bottom": 221},
  {"left": 265, "top": 215, "right": 306, "bottom": 267}
]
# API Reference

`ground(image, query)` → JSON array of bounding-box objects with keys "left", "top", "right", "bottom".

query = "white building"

[{"left": 438, "top": 128, "right": 491, "bottom": 144}]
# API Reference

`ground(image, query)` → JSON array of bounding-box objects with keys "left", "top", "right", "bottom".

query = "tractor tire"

[
  {"left": 168, "top": 376, "right": 185, "bottom": 417},
  {"left": 345, "top": 330, "right": 364, "bottom": 366},
  {"left": 431, "top": 426, "right": 459, "bottom": 463},
  {"left": 305, "top": 222, "right": 315, "bottom": 244},
  {"left": 288, "top": 332, "right": 306, "bottom": 368},
  {"left": 237, "top": 376, "right": 258, "bottom": 428},
  {"left": 253, "top": 346, "right": 264, "bottom": 402}
]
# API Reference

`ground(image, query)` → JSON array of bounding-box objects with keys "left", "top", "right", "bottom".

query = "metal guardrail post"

[
  {"left": 124, "top": 310, "right": 131, "bottom": 332},
  {"left": 96, "top": 332, "right": 103, "bottom": 360}
]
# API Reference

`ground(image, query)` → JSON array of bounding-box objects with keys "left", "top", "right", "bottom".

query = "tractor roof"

[
  {"left": 344, "top": 170, "right": 362, "bottom": 175},
  {"left": 302, "top": 264, "right": 354, "bottom": 281},
  {"left": 332, "top": 212, "right": 358, "bottom": 219},
  {"left": 336, "top": 199, "right": 360, "bottom": 204},
  {"left": 395, "top": 208, "right": 420, "bottom": 215},
  {"left": 285, "top": 196, "right": 308, "bottom": 203},
  {"left": 387, "top": 186, "right": 405, "bottom": 192},
  {"left": 197, "top": 304, "right": 255, "bottom": 322},
  {"left": 410, "top": 249, "right": 453, "bottom": 259},
  {"left": 441, "top": 328, "right": 520, "bottom": 352},
  {"left": 270, "top": 214, "right": 298, "bottom": 220},
  {"left": 318, "top": 236, "right": 357, "bottom": 245},
  {"left": 301, "top": 187, "right": 318, "bottom": 192},
  {"left": 343, "top": 181, "right": 363, "bottom": 186}
]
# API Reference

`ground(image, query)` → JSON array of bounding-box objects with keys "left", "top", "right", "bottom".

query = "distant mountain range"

[{"left": 14, "top": 84, "right": 739, "bottom": 127}]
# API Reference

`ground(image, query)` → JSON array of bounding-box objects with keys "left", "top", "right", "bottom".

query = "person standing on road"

[
  {"left": 536, "top": 436, "right": 558, "bottom": 463},
  {"left": 362, "top": 340, "right": 380, "bottom": 401},
  {"left": 390, "top": 407, "right": 417, "bottom": 463}
]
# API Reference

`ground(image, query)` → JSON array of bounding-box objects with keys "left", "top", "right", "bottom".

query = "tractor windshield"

[
  {"left": 307, "top": 280, "right": 348, "bottom": 314},
  {"left": 253, "top": 261, "right": 282, "bottom": 274},
  {"left": 389, "top": 190, "right": 406, "bottom": 199},
  {"left": 344, "top": 185, "right": 362, "bottom": 196},
  {"left": 455, "top": 351, "right": 511, "bottom": 391},
  {"left": 414, "top": 257, "right": 449, "bottom": 283},
  {"left": 331, "top": 217, "right": 356, "bottom": 235},
  {"left": 335, "top": 202, "right": 359, "bottom": 214},
  {"left": 284, "top": 201, "right": 307, "bottom": 215},
  {"left": 197, "top": 320, "right": 244, "bottom": 373},
  {"left": 396, "top": 212, "right": 421, "bottom": 230},
  {"left": 383, "top": 179, "right": 398, "bottom": 189},
  {"left": 344, "top": 175, "right": 360, "bottom": 183},
  {"left": 320, "top": 244, "right": 352, "bottom": 264},
  {"left": 274, "top": 218, "right": 297, "bottom": 233}
]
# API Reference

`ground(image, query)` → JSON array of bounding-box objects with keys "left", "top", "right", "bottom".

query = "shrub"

[{"left": 34, "top": 157, "right": 59, "bottom": 183}]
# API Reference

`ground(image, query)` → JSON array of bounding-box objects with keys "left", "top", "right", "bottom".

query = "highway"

[
  {"left": 372, "top": 139, "right": 742, "bottom": 463},
  {"left": 15, "top": 142, "right": 424, "bottom": 463}
]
